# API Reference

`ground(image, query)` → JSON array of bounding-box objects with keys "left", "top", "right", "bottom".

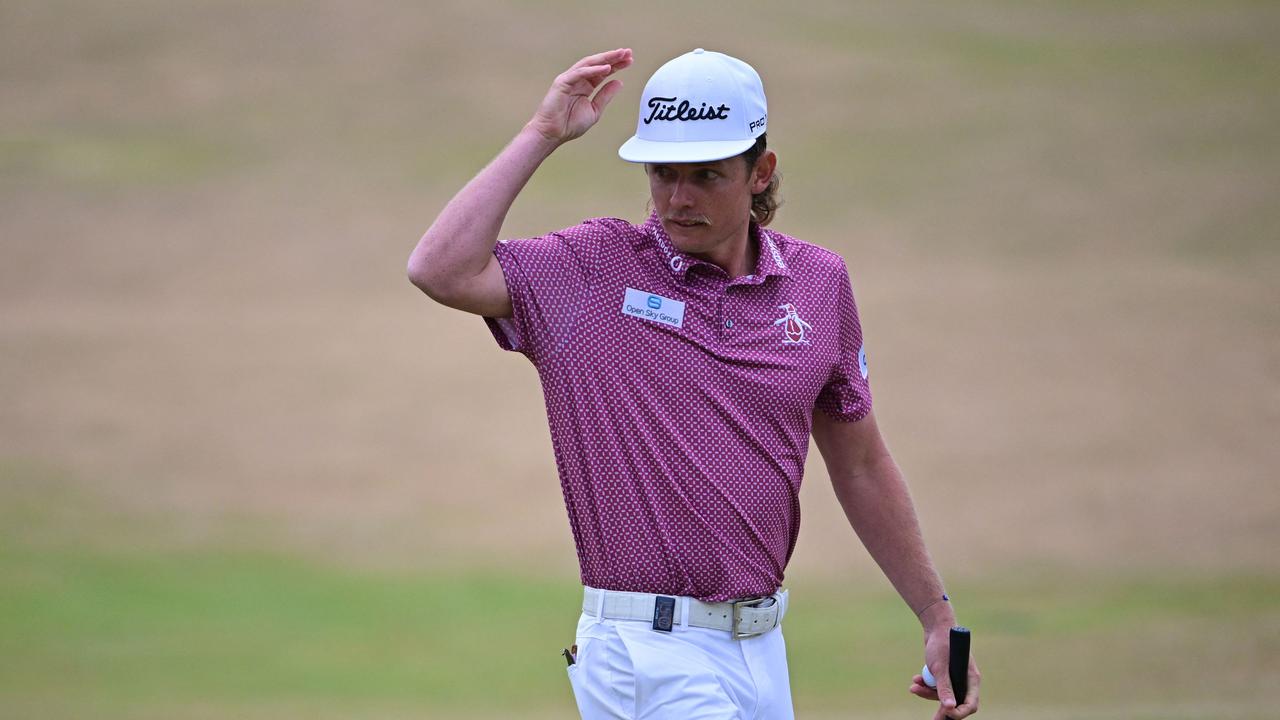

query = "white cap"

[{"left": 618, "top": 48, "right": 768, "bottom": 164}]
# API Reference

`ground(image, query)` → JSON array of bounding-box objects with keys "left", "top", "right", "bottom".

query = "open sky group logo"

[{"left": 621, "top": 287, "right": 686, "bottom": 329}]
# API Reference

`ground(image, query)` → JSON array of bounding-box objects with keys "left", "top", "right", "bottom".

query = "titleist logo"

[{"left": 643, "top": 96, "right": 731, "bottom": 124}]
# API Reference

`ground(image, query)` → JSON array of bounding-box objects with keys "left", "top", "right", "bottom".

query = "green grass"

[
  {"left": 2, "top": 529, "right": 1276, "bottom": 719},
  {"left": 0, "top": 540, "right": 584, "bottom": 717},
  {"left": 789, "top": 572, "right": 1280, "bottom": 717}
]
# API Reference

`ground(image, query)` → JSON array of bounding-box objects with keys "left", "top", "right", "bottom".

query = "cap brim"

[{"left": 618, "top": 136, "right": 757, "bottom": 164}]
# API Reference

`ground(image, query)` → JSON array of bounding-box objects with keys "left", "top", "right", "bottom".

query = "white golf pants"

[{"left": 565, "top": 611, "right": 795, "bottom": 719}]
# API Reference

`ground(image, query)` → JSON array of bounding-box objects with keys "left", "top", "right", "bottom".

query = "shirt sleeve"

[
  {"left": 482, "top": 218, "right": 611, "bottom": 365},
  {"left": 815, "top": 260, "right": 873, "bottom": 422}
]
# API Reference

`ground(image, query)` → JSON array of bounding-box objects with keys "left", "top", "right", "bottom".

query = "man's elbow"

[
  {"left": 407, "top": 254, "right": 453, "bottom": 303},
  {"left": 410, "top": 257, "right": 489, "bottom": 314}
]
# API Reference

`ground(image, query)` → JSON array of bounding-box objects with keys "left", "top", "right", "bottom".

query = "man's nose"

[{"left": 669, "top": 178, "right": 695, "bottom": 208}]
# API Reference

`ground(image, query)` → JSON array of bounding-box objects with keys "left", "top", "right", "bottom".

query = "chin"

[{"left": 664, "top": 224, "right": 710, "bottom": 251}]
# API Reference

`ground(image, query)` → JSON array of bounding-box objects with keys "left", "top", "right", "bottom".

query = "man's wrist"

[
  {"left": 916, "top": 595, "right": 956, "bottom": 631},
  {"left": 519, "top": 121, "right": 567, "bottom": 154}
]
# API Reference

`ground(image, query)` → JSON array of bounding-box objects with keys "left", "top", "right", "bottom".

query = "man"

[{"left": 408, "top": 47, "right": 980, "bottom": 720}]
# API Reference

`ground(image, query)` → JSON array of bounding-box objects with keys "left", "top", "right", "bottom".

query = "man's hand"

[
  {"left": 910, "top": 624, "right": 982, "bottom": 719},
  {"left": 528, "top": 48, "right": 633, "bottom": 144}
]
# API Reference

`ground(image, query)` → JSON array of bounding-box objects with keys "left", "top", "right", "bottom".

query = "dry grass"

[{"left": 2, "top": 0, "right": 1278, "bottom": 578}]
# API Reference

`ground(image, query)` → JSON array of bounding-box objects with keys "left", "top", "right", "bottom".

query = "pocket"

[
  {"left": 565, "top": 635, "right": 593, "bottom": 720},
  {"left": 566, "top": 636, "right": 593, "bottom": 678},
  {"left": 567, "top": 613, "right": 608, "bottom": 677}
]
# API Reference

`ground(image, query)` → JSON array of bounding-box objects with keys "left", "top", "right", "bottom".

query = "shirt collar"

[{"left": 641, "top": 212, "right": 791, "bottom": 284}]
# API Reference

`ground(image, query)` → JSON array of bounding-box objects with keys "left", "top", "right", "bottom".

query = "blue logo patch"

[{"left": 622, "top": 288, "right": 686, "bottom": 329}]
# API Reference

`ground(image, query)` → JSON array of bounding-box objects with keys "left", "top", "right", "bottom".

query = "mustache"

[{"left": 664, "top": 214, "right": 711, "bottom": 226}]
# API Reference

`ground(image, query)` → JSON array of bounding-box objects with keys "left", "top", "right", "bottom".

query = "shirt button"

[{"left": 724, "top": 319, "right": 734, "bottom": 329}]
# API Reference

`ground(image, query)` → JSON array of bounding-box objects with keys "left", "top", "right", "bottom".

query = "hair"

[{"left": 741, "top": 133, "right": 782, "bottom": 227}]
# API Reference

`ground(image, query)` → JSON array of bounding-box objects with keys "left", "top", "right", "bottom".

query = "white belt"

[{"left": 583, "top": 586, "right": 788, "bottom": 639}]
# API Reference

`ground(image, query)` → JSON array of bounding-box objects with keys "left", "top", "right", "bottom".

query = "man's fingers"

[
  {"left": 569, "top": 47, "right": 633, "bottom": 72},
  {"left": 591, "top": 79, "right": 624, "bottom": 113},
  {"left": 952, "top": 673, "right": 980, "bottom": 717},
  {"left": 910, "top": 683, "right": 937, "bottom": 700},
  {"left": 936, "top": 664, "right": 954, "bottom": 703},
  {"left": 557, "top": 64, "right": 615, "bottom": 91},
  {"left": 569, "top": 48, "right": 624, "bottom": 71},
  {"left": 910, "top": 674, "right": 939, "bottom": 700},
  {"left": 935, "top": 665, "right": 959, "bottom": 719}
]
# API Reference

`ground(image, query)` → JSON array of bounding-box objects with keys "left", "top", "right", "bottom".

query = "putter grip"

[{"left": 949, "top": 626, "right": 971, "bottom": 705}]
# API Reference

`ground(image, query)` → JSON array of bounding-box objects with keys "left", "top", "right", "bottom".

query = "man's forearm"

[
  {"left": 407, "top": 125, "right": 560, "bottom": 294},
  {"left": 831, "top": 453, "right": 955, "bottom": 630}
]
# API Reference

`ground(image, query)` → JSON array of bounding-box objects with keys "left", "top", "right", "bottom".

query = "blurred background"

[{"left": 2, "top": 1, "right": 1277, "bottom": 718}]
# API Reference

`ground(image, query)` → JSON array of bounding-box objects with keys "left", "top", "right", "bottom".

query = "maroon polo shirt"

[{"left": 484, "top": 212, "right": 871, "bottom": 601}]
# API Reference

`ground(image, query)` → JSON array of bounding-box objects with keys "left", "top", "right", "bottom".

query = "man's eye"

[{"left": 700, "top": 170, "right": 719, "bottom": 180}]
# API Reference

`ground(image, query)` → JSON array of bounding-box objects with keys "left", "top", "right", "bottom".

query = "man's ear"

[{"left": 751, "top": 150, "right": 777, "bottom": 194}]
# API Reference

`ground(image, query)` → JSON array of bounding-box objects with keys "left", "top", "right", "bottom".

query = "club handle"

[{"left": 949, "top": 626, "right": 971, "bottom": 705}]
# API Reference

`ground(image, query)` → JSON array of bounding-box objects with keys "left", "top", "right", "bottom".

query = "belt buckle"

[{"left": 730, "top": 597, "right": 769, "bottom": 640}]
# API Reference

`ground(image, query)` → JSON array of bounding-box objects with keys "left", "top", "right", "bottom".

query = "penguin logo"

[{"left": 773, "top": 304, "right": 813, "bottom": 345}]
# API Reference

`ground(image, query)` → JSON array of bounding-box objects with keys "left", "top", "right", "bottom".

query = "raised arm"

[
  {"left": 811, "top": 409, "right": 981, "bottom": 720},
  {"left": 407, "top": 48, "right": 633, "bottom": 317}
]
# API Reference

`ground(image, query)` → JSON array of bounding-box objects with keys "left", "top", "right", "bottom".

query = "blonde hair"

[{"left": 742, "top": 134, "right": 782, "bottom": 227}]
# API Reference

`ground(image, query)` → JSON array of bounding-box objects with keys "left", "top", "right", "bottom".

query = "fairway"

[
  {"left": 2, "top": 0, "right": 1278, "bottom": 717},
  {"left": 2, "top": 493, "right": 1277, "bottom": 718}
]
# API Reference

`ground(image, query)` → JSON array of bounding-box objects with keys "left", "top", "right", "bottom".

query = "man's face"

[{"left": 646, "top": 153, "right": 772, "bottom": 256}]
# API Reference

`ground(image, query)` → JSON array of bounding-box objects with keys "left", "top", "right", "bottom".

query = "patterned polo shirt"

[{"left": 483, "top": 212, "right": 871, "bottom": 601}]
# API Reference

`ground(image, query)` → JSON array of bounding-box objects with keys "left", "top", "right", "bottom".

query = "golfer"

[{"left": 408, "top": 47, "right": 980, "bottom": 720}]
